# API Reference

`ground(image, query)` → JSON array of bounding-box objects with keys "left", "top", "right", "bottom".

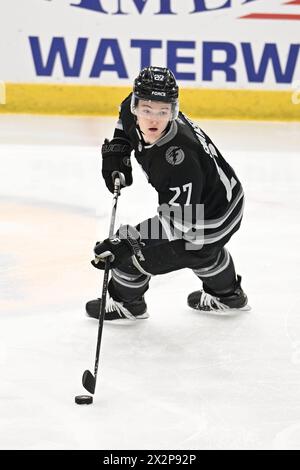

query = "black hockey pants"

[{"left": 108, "top": 237, "right": 239, "bottom": 303}]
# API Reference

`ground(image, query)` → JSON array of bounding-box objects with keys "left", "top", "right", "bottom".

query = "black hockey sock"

[
  {"left": 108, "top": 267, "right": 150, "bottom": 303},
  {"left": 194, "top": 248, "right": 238, "bottom": 296}
]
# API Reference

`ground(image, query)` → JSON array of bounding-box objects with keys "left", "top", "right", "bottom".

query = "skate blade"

[
  {"left": 199, "top": 304, "right": 251, "bottom": 316},
  {"left": 105, "top": 312, "right": 150, "bottom": 323},
  {"left": 188, "top": 303, "right": 251, "bottom": 317}
]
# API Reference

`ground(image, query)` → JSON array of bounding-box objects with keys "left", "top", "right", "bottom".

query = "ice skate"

[
  {"left": 188, "top": 275, "right": 250, "bottom": 313},
  {"left": 86, "top": 296, "right": 149, "bottom": 321}
]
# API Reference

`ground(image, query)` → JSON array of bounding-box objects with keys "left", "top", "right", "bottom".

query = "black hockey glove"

[
  {"left": 91, "top": 225, "right": 145, "bottom": 270},
  {"left": 102, "top": 138, "right": 133, "bottom": 193}
]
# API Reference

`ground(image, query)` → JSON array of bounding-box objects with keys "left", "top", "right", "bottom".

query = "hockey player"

[{"left": 86, "top": 66, "right": 249, "bottom": 320}]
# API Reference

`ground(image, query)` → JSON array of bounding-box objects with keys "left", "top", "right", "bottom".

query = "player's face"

[{"left": 136, "top": 100, "right": 172, "bottom": 144}]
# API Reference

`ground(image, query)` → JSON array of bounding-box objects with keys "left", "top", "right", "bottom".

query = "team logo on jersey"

[{"left": 165, "top": 146, "right": 185, "bottom": 166}]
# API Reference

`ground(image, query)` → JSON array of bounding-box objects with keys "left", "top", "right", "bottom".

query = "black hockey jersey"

[{"left": 113, "top": 94, "right": 244, "bottom": 249}]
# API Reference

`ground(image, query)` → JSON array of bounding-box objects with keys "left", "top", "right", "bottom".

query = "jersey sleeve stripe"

[
  {"left": 185, "top": 199, "right": 244, "bottom": 246},
  {"left": 158, "top": 187, "right": 243, "bottom": 236}
]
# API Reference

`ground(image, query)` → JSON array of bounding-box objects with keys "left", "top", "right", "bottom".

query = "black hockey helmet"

[{"left": 131, "top": 66, "right": 179, "bottom": 120}]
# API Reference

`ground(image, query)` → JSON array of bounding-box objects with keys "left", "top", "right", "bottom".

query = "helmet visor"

[{"left": 131, "top": 94, "right": 179, "bottom": 121}]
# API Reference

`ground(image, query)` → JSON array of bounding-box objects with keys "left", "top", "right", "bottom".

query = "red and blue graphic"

[{"left": 240, "top": 0, "right": 300, "bottom": 20}]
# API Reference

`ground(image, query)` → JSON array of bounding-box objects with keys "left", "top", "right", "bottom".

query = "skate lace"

[
  {"left": 199, "top": 292, "right": 229, "bottom": 311},
  {"left": 105, "top": 297, "right": 137, "bottom": 320}
]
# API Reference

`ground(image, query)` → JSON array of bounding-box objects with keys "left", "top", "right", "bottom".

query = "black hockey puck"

[{"left": 75, "top": 395, "right": 93, "bottom": 405}]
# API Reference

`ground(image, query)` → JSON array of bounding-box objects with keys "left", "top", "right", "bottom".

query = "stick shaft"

[{"left": 93, "top": 178, "right": 121, "bottom": 383}]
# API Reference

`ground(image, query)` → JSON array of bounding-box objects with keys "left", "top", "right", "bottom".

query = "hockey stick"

[{"left": 82, "top": 176, "right": 121, "bottom": 395}]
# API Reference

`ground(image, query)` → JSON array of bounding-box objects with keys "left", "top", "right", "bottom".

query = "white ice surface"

[{"left": 0, "top": 115, "right": 300, "bottom": 450}]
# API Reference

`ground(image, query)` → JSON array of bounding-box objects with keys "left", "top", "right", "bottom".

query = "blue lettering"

[
  {"left": 167, "top": 41, "right": 196, "bottom": 80},
  {"left": 192, "top": 0, "right": 257, "bottom": 12},
  {"left": 131, "top": 40, "right": 162, "bottom": 68},
  {"left": 242, "top": 43, "right": 300, "bottom": 84},
  {"left": 191, "top": 0, "right": 230, "bottom": 13},
  {"left": 29, "top": 36, "right": 87, "bottom": 77},
  {"left": 114, "top": 0, "right": 175, "bottom": 14},
  {"left": 155, "top": 0, "right": 176, "bottom": 14},
  {"left": 70, "top": 0, "right": 258, "bottom": 14},
  {"left": 90, "top": 39, "right": 128, "bottom": 78},
  {"left": 203, "top": 42, "right": 236, "bottom": 82},
  {"left": 115, "top": 0, "right": 148, "bottom": 14},
  {"left": 70, "top": 0, "right": 108, "bottom": 13}
]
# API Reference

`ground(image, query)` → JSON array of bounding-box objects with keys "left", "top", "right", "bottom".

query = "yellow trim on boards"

[{"left": 0, "top": 82, "right": 299, "bottom": 121}]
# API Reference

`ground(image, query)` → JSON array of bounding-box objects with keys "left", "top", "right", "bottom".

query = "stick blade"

[{"left": 82, "top": 370, "right": 96, "bottom": 394}]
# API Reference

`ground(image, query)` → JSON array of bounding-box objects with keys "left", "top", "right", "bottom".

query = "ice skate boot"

[
  {"left": 86, "top": 296, "right": 149, "bottom": 321},
  {"left": 188, "top": 275, "right": 250, "bottom": 313}
]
